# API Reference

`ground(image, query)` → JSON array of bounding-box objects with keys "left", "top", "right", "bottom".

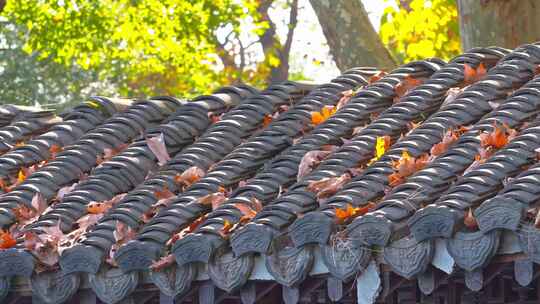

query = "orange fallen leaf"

[
  {"left": 263, "top": 114, "right": 273, "bottom": 128},
  {"left": 87, "top": 202, "right": 109, "bottom": 214},
  {"left": 430, "top": 129, "right": 460, "bottom": 157},
  {"left": 174, "top": 166, "right": 205, "bottom": 188},
  {"left": 233, "top": 197, "right": 262, "bottom": 220},
  {"left": 86, "top": 193, "right": 126, "bottom": 214},
  {"left": 368, "top": 71, "right": 388, "bottom": 84},
  {"left": 335, "top": 202, "right": 376, "bottom": 224},
  {"left": 311, "top": 105, "right": 336, "bottom": 125},
  {"left": 49, "top": 144, "right": 62, "bottom": 159},
  {"left": 388, "top": 150, "right": 429, "bottom": 186},
  {"left": 0, "top": 178, "right": 9, "bottom": 192},
  {"left": 463, "top": 63, "right": 487, "bottom": 85},
  {"left": 0, "top": 230, "right": 16, "bottom": 249},
  {"left": 154, "top": 186, "right": 175, "bottom": 200},
  {"left": 479, "top": 123, "right": 516, "bottom": 150}
]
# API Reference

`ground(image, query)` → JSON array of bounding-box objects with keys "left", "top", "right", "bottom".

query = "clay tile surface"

[{"left": 3, "top": 45, "right": 540, "bottom": 304}]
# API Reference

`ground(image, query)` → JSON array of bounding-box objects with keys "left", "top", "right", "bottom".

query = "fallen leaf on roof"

[
  {"left": 368, "top": 71, "right": 387, "bottom": 84},
  {"left": 219, "top": 220, "right": 233, "bottom": 238},
  {"left": 154, "top": 186, "right": 175, "bottom": 200},
  {"left": 24, "top": 222, "right": 66, "bottom": 266},
  {"left": 17, "top": 169, "right": 26, "bottom": 184},
  {"left": 197, "top": 192, "right": 227, "bottom": 210},
  {"left": 479, "top": 123, "right": 517, "bottom": 149},
  {"left": 368, "top": 135, "right": 391, "bottom": 165},
  {"left": 86, "top": 193, "right": 126, "bottom": 214},
  {"left": 166, "top": 215, "right": 207, "bottom": 245},
  {"left": 233, "top": 197, "right": 262, "bottom": 220},
  {"left": 31, "top": 192, "right": 47, "bottom": 214},
  {"left": 464, "top": 208, "right": 478, "bottom": 230},
  {"left": 49, "top": 144, "right": 62, "bottom": 159},
  {"left": 463, "top": 63, "right": 487, "bottom": 85},
  {"left": 113, "top": 222, "right": 136, "bottom": 245},
  {"left": 150, "top": 254, "right": 175, "bottom": 271},
  {"left": 307, "top": 173, "right": 351, "bottom": 202},
  {"left": 263, "top": 114, "right": 273, "bottom": 128},
  {"left": 76, "top": 213, "right": 103, "bottom": 231},
  {"left": 56, "top": 182, "right": 78, "bottom": 200},
  {"left": 175, "top": 166, "right": 205, "bottom": 188},
  {"left": 442, "top": 87, "right": 464, "bottom": 107},
  {"left": 388, "top": 150, "right": 429, "bottom": 186},
  {"left": 146, "top": 133, "right": 170, "bottom": 166},
  {"left": 430, "top": 129, "right": 460, "bottom": 157},
  {"left": 297, "top": 149, "right": 333, "bottom": 180},
  {"left": 311, "top": 105, "right": 336, "bottom": 126},
  {"left": 336, "top": 89, "right": 355, "bottom": 109},
  {"left": 535, "top": 210, "right": 540, "bottom": 229},
  {"left": 208, "top": 112, "right": 222, "bottom": 124},
  {"left": 394, "top": 76, "right": 423, "bottom": 102},
  {"left": 0, "top": 230, "right": 16, "bottom": 249},
  {"left": 335, "top": 202, "right": 376, "bottom": 224}
]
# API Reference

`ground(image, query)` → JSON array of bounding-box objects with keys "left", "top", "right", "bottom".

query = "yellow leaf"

[
  {"left": 375, "top": 136, "right": 387, "bottom": 159},
  {"left": 17, "top": 170, "right": 26, "bottom": 183}
]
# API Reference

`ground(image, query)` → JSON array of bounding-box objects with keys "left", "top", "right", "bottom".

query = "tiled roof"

[{"left": 2, "top": 44, "right": 540, "bottom": 303}]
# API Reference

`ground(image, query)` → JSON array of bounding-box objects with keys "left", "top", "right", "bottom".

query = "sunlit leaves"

[
  {"left": 3, "top": 0, "right": 256, "bottom": 96},
  {"left": 380, "top": 0, "right": 460, "bottom": 62}
]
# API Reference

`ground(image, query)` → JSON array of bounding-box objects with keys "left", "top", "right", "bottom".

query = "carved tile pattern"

[
  {"left": 0, "top": 276, "right": 10, "bottom": 302},
  {"left": 208, "top": 248, "right": 254, "bottom": 293},
  {"left": 383, "top": 237, "right": 434, "bottom": 279},
  {"left": 265, "top": 246, "right": 314, "bottom": 287},
  {"left": 150, "top": 263, "right": 196, "bottom": 298},
  {"left": 321, "top": 238, "right": 370, "bottom": 281},
  {"left": 447, "top": 230, "right": 500, "bottom": 271},
  {"left": 31, "top": 270, "right": 80, "bottom": 304},
  {"left": 0, "top": 249, "right": 34, "bottom": 277},
  {"left": 519, "top": 224, "right": 540, "bottom": 264},
  {"left": 89, "top": 267, "right": 139, "bottom": 304}
]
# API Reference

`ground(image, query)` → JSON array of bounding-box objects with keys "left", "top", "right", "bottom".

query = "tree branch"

[{"left": 309, "top": 0, "right": 396, "bottom": 71}]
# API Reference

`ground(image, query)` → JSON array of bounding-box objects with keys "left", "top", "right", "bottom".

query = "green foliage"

[
  {"left": 0, "top": 23, "right": 112, "bottom": 109},
  {"left": 380, "top": 0, "right": 460, "bottom": 63},
  {"left": 2, "top": 0, "right": 259, "bottom": 97}
]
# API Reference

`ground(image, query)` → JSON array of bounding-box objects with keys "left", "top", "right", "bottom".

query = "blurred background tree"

[
  {"left": 0, "top": 0, "right": 300, "bottom": 108},
  {"left": 2, "top": 0, "right": 540, "bottom": 109}
]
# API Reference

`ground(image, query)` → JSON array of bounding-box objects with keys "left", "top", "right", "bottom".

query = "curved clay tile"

[
  {"left": 229, "top": 47, "right": 507, "bottom": 263},
  {"left": 58, "top": 81, "right": 315, "bottom": 276}
]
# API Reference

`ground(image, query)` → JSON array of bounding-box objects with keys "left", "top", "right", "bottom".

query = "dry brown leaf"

[
  {"left": 297, "top": 150, "right": 333, "bottom": 180},
  {"left": 197, "top": 192, "right": 227, "bottom": 210},
  {"left": 146, "top": 133, "right": 170, "bottom": 166}
]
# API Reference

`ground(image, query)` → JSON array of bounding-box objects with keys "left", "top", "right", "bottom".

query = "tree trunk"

[
  {"left": 458, "top": 0, "right": 540, "bottom": 51},
  {"left": 309, "top": 0, "right": 396, "bottom": 72},
  {"left": 258, "top": 0, "right": 299, "bottom": 84}
]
